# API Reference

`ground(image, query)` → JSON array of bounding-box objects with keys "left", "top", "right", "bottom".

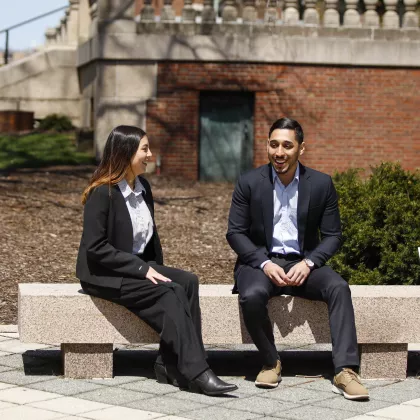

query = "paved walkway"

[{"left": 0, "top": 325, "right": 419, "bottom": 420}]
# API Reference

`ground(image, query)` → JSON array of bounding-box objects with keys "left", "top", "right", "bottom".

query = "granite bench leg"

[
  {"left": 61, "top": 344, "right": 114, "bottom": 379},
  {"left": 359, "top": 343, "right": 407, "bottom": 379}
]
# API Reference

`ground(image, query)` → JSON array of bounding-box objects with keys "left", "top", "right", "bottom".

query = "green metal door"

[{"left": 199, "top": 92, "right": 254, "bottom": 182}]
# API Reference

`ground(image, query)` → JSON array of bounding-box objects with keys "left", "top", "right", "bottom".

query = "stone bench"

[{"left": 18, "top": 283, "right": 420, "bottom": 380}]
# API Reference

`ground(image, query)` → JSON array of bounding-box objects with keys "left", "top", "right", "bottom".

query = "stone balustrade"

[
  {"left": 136, "top": 0, "right": 420, "bottom": 29},
  {"left": 44, "top": 0, "right": 419, "bottom": 48},
  {"left": 44, "top": 0, "right": 89, "bottom": 47}
]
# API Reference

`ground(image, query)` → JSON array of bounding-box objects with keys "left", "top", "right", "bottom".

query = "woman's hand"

[{"left": 145, "top": 266, "right": 172, "bottom": 284}]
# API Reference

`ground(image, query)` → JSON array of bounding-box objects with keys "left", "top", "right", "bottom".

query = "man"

[{"left": 226, "top": 117, "right": 369, "bottom": 400}]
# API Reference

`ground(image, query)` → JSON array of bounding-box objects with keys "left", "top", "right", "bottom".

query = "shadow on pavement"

[{"left": 19, "top": 349, "right": 420, "bottom": 380}]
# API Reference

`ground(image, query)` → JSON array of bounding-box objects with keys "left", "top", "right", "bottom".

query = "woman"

[{"left": 76, "top": 125, "right": 237, "bottom": 396}]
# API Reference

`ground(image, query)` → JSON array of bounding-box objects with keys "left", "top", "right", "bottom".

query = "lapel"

[
  {"left": 113, "top": 184, "right": 135, "bottom": 251},
  {"left": 261, "top": 164, "right": 274, "bottom": 250},
  {"left": 297, "top": 163, "right": 311, "bottom": 252},
  {"left": 138, "top": 177, "right": 154, "bottom": 219}
]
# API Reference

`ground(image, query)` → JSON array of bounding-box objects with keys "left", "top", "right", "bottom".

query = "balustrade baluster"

[
  {"left": 265, "top": 0, "right": 279, "bottom": 24},
  {"left": 243, "top": 0, "right": 257, "bottom": 22},
  {"left": 382, "top": 0, "right": 399, "bottom": 28},
  {"left": 344, "top": 0, "right": 361, "bottom": 27},
  {"left": 222, "top": 0, "right": 239, "bottom": 22},
  {"left": 303, "top": 0, "right": 320, "bottom": 25},
  {"left": 323, "top": 0, "right": 340, "bottom": 27},
  {"left": 202, "top": 0, "right": 216, "bottom": 22},
  {"left": 363, "top": 0, "right": 379, "bottom": 28},
  {"left": 141, "top": 0, "right": 155, "bottom": 21},
  {"left": 182, "top": 0, "right": 196, "bottom": 22},
  {"left": 402, "top": 0, "right": 419, "bottom": 28},
  {"left": 283, "top": 0, "right": 299, "bottom": 25},
  {"left": 161, "top": 0, "right": 175, "bottom": 21}
]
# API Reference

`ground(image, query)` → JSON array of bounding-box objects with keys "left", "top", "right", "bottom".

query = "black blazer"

[
  {"left": 226, "top": 163, "right": 342, "bottom": 290},
  {"left": 76, "top": 176, "right": 163, "bottom": 289}
]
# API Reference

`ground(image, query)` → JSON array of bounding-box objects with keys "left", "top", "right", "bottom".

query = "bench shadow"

[
  {"left": 22, "top": 349, "right": 63, "bottom": 376},
  {"left": 78, "top": 288, "right": 159, "bottom": 342},
  {"left": 19, "top": 347, "right": 420, "bottom": 381},
  {"left": 112, "top": 348, "right": 335, "bottom": 380},
  {"left": 239, "top": 295, "right": 330, "bottom": 344}
]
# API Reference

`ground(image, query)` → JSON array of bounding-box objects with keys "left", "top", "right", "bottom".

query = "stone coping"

[{"left": 19, "top": 283, "right": 420, "bottom": 298}]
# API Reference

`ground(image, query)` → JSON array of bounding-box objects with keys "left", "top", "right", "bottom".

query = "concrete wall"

[
  {"left": 92, "top": 62, "right": 157, "bottom": 155},
  {"left": 0, "top": 47, "right": 81, "bottom": 126}
]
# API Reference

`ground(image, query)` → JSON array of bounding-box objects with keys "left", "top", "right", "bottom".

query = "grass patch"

[{"left": 0, "top": 132, "right": 95, "bottom": 170}]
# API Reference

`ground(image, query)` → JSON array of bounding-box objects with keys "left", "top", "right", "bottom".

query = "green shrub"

[
  {"left": 0, "top": 132, "right": 94, "bottom": 170},
  {"left": 329, "top": 163, "right": 420, "bottom": 285},
  {"left": 38, "top": 114, "right": 74, "bottom": 132}
]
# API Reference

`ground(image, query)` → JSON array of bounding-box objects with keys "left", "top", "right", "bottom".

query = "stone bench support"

[
  {"left": 19, "top": 284, "right": 420, "bottom": 379},
  {"left": 359, "top": 344, "right": 408, "bottom": 379},
  {"left": 61, "top": 343, "right": 113, "bottom": 379}
]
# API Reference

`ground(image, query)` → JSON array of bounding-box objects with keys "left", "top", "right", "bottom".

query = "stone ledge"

[
  {"left": 77, "top": 31, "right": 420, "bottom": 67},
  {"left": 18, "top": 283, "right": 420, "bottom": 345}
]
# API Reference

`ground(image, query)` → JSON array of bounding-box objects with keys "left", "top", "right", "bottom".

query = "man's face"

[{"left": 267, "top": 129, "right": 305, "bottom": 176}]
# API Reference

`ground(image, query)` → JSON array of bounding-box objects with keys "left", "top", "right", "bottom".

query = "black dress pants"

[
  {"left": 237, "top": 256, "right": 360, "bottom": 370},
  {"left": 81, "top": 263, "right": 209, "bottom": 381}
]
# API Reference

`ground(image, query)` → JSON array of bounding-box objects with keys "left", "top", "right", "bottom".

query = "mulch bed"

[{"left": 0, "top": 166, "right": 237, "bottom": 324}]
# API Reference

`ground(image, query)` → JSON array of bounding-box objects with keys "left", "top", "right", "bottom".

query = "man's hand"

[
  {"left": 287, "top": 261, "right": 311, "bottom": 286},
  {"left": 263, "top": 262, "right": 291, "bottom": 287},
  {"left": 145, "top": 266, "right": 172, "bottom": 284}
]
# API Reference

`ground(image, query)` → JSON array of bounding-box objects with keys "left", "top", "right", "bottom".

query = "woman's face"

[{"left": 130, "top": 136, "right": 152, "bottom": 177}]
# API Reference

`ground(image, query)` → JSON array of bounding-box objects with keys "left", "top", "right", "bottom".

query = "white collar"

[{"left": 118, "top": 177, "right": 145, "bottom": 199}]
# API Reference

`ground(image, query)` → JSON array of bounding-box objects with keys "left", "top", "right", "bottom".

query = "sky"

[{"left": 0, "top": 1, "right": 68, "bottom": 51}]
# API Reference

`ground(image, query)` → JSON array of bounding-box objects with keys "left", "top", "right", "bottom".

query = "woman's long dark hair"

[{"left": 82, "top": 125, "right": 146, "bottom": 204}]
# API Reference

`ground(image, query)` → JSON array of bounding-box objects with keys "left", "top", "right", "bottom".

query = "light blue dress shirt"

[{"left": 260, "top": 166, "right": 300, "bottom": 269}]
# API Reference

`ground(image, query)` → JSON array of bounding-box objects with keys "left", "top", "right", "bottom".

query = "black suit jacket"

[
  {"left": 226, "top": 163, "right": 342, "bottom": 291},
  {"left": 76, "top": 176, "right": 163, "bottom": 289}
]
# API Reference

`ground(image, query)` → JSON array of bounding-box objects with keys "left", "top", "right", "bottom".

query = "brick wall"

[{"left": 146, "top": 62, "right": 420, "bottom": 180}]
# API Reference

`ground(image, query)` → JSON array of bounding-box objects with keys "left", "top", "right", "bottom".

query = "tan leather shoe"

[
  {"left": 333, "top": 368, "right": 369, "bottom": 400},
  {"left": 255, "top": 360, "right": 282, "bottom": 388}
]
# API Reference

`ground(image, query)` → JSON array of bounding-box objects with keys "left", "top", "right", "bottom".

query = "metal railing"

[{"left": 0, "top": 6, "right": 67, "bottom": 65}]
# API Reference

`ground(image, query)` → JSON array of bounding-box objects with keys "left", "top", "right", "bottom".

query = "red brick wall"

[{"left": 146, "top": 62, "right": 420, "bottom": 180}]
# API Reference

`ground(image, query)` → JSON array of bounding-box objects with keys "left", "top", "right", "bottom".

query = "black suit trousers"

[
  {"left": 237, "top": 257, "right": 359, "bottom": 370},
  {"left": 81, "top": 263, "right": 209, "bottom": 381}
]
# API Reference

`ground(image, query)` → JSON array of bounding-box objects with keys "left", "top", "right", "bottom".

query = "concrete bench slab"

[{"left": 18, "top": 283, "right": 420, "bottom": 379}]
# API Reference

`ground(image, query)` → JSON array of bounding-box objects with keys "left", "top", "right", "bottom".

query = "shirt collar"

[
  {"left": 118, "top": 177, "right": 145, "bottom": 199},
  {"left": 272, "top": 164, "right": 300, "bottom": 187}
]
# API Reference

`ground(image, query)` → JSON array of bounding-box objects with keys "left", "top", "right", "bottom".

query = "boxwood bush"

[
  {"left": 38, "top": 114, "right": 74, "bottom": 132},
  {"left": 329, "top": 163, "right": 420, "bottom": 285}
]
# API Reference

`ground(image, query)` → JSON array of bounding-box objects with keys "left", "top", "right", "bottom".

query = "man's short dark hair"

[{"left": 268, "top": 117, "right": 304, "bottom": 144}]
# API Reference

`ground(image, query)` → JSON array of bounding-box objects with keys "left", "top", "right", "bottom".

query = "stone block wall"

[
  {"left": 0, "top": 48, "right": 81, "bottom": 126},
  {"left": 146, "top": 62, "right": 420, "bottom": 179}
]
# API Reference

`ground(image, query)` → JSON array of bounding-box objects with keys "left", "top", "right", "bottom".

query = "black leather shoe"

[
  {"left": 154, "top": 363, "right": 188, "bottom": 389},
  {"left": 190, "top": 369, "right": 238, "bottom": 396}
]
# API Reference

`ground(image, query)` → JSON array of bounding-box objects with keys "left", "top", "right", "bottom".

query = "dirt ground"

[{"left": 0, "top": 167, "right": 237, "bottom": 324}]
